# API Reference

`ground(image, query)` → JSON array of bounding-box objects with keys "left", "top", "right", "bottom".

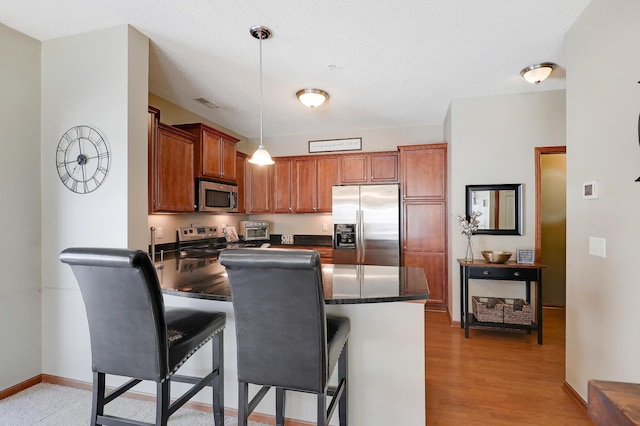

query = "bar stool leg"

[
  {"left": 238, "top": 382, "right": 249, "bottom": 426},
  {"left": 212, "top": 334, "right": 224, "bottom": 426},
  {"left": 276, "top": 387, "right": 286, "bottom": 426},
  {"left": 339, "top": 345, "right": 348, "bottom": 425}
]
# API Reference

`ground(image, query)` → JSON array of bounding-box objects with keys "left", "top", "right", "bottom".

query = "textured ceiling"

[{"left": 1, "top": 0, "right": 590, "bottom": 139}]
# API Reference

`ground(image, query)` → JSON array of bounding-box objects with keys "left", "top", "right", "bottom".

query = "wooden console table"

[
  {"left": 458, "top": 259, "right": 544, "bottom": 344},
  {"left": 589, "top": 380, "right": 640, "bottom": 425}
]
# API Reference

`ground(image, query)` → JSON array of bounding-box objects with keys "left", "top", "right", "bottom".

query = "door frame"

[{"left": 534, "top": 145, "right": 566, "bottom": 263}]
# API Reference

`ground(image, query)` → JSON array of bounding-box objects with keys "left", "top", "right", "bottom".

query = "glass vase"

[{"left": 464, "top": 234, "right": 474, "bottom": 262}]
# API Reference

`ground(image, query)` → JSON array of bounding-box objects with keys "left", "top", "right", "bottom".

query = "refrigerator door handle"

[
  {"left": 355, "top": 210, "right": 361, "bottom": 264},
  {"left": 359, "top": 210, "right": 366, "bottom": 264}
]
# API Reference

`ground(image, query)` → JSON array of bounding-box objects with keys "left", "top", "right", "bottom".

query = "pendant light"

[{"left": 248, "top": 25, "right": 275, "bottom": 165}]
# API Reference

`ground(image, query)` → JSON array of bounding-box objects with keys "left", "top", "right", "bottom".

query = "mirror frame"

[{"left": 465, "top": 184, "right": 523, "bottom": 235}]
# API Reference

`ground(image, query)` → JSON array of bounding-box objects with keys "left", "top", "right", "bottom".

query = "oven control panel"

[{"left": 178, "top": 226, "right": 218, "bottom": 242}]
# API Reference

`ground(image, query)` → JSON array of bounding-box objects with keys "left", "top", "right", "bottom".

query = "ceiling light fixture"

[
  {"left": 520, "top": 62, "right": 557, "bottom": 85},
  {"left": 248, "top": 25, "right": 275, "bottom": 166},
  {"left": 296, "top": 88, "right": 330, "bottom": 108}
]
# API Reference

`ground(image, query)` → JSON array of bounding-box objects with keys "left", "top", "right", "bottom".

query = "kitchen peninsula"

[{"left": 156, "top": 250, "right": 429, "bottom": 425}]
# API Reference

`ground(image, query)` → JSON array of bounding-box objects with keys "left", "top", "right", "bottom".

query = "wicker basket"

[
  {"left": 503, "top": 298, "right": 531, "bottom": 325},
  {"left": 472, "top": 296, "right": 505, "bottom": 323}
]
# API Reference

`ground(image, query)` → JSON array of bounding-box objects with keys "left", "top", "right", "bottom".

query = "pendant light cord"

[{"left": 259, "top": 33, "right": 264, "bottom": 148}]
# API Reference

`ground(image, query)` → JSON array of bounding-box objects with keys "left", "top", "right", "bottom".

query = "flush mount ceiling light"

[
  {"left": 520, "top": 62, "right": 557, "bottom": 85},
  {"left": 248, "top": 25, "right": 275, "bottom": 166},
  {"left": 296, "top": 88, "right": 330, "bottom": 108}
]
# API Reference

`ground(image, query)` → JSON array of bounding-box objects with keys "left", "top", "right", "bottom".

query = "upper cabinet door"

[
  {"left": 220, "top": 137, "right": 237, "bottom": 180},
  {"left": 247, "top": 162, "right": 271, "bottom": 213},
  {"left": 201, "top": 129, "right": 223, "bottom": 177},
  {"left": 399, "top": 144, "right": 447, "bottom": 200},
  {"left": 370, "top": 152, "right": 399, "bottom": 183},
  {"left": 273, "top": 158, "right": 294, "bottom": 213},
  {"left": 339, "top": 152, "right": 398, "bottom": 184},
  {"left": 316, "top": 157, "right": 339, "bottom": 212},
  {"left": 174, "top": 123, "right": 239, "bottom": 183},
  {"left": 150, "top": 123, "right": 196, "bottom": 213},
  {"left": 339, "top": 155, "right": 368, "bottom": 184},
  {"left": 294, "top": 158, "right": 318, "bottom": 213}
]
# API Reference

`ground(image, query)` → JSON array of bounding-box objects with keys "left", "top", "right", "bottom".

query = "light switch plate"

[{"left": 589, "top": 236, "right": 606, "bottom": 258}]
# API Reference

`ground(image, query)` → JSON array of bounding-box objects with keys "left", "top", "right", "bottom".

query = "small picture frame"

[
  {"left": 516, "top": 248, "right": 535, "bottom": 264},
  {"left": 308, "top": 137, "right": 362, "bottom": 153}
]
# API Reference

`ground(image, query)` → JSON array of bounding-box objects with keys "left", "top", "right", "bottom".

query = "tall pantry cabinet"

[{"left": 399, "top": 143, "right": 448, "bottom": 310}]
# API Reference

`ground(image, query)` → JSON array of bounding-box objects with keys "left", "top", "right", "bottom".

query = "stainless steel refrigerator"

[{"left": 332, "top": 184, "right": 400, "bottom": 266}]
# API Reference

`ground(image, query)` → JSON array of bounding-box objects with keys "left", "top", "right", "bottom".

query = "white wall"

[
  {"left": 250, "top": 124, "right": 443, "bottom": 157},
  {"left": 448, "top": 90, "right": 566, "bottom": 319},
  {"left": 565, "top": 0, "right": 640, "bottom": 399},
  {"left": 0, "top": 23, "right": 42, "bottom": 390},
  {"left": 40, "top": 25, "right": 149, "bottom": 382}
]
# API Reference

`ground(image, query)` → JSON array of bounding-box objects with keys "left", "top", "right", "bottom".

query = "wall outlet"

[
  {"left": 156, "top": 227, "right": 163, "bottom": 239},
  {"left": 589, "top": 236, "right": 606, "bottom": 258},
  {"left": 322, "top": 223, "right": 328, "bottom": 232}
]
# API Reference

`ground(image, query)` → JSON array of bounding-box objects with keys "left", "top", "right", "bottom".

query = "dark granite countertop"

[{"left": 156, "top": 256, "right": 429, "bottom": 305}]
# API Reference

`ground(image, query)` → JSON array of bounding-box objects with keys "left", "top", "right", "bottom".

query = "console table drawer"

[{"left": 468, "top": 267, "right": 537, "bottom": 281}]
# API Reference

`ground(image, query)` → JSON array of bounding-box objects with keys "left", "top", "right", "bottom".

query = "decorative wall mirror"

[{"left": 465, "top": 184, "right": 523, "bottom": 235}]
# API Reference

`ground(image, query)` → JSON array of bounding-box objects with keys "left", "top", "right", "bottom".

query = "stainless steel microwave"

[{"left": 196, "top": 179, "right": 238, "bottom": 213}]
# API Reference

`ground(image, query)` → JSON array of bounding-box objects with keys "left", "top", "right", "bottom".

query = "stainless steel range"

[
  {"left": 177, "top": 225, "right": 263, "bottom": 264},
  {"left": 177, "top": 225, "right": 222, "bottom": 258}
]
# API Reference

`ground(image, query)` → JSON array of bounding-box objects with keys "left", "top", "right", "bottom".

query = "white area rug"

[{"left": 0, "top": 383, "right": 270, "bottom": 425}]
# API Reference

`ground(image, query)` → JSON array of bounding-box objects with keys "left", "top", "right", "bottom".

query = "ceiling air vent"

[{"left": 194, "top": 97, "right": 220, "bottom": 109}]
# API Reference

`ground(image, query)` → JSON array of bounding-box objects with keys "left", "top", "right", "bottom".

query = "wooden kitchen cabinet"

[
  {"left": 235, "top": 151, "right": 247, "bottom": 213},
  {"left": 272, "top": 245, "right": 333, "bottom": 263},
  {"left": 400, "top": 144, "right": 446, "bottom": 199},
  {"left": 399, "top": 143, "right": 448, "bottom": 310},
  {"left": 272, "top": 158, "right": 295, "bottom": 213},
  {"left": 339, "top": 152, "right": 399, "bottom": 184},
  {"left": 300, "top": 245, "right": 333, "bottom": 263},
  {"left": 174, "top": 123, "right": 240, "bottom": 183},
  {"left": 294, "top": 156, "right": 339, "bottom": 213},
  {"left": 246, "top": 162, "right": 271, "bottom": 213},
  {"left": 148, "top": 116, "right": 196, "bottom": 213}
]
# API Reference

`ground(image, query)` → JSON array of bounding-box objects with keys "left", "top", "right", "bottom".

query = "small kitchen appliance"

[{"left": 239, "top": 220, "right": 270, "bottom": 241}]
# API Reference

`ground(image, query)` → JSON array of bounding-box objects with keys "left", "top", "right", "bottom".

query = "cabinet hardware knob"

[
  {"left": 514, "top": 272, "right": 520, "bottom": 276},
  {"left": 483, "top": 271, "right": 489, "bottom": 275}
]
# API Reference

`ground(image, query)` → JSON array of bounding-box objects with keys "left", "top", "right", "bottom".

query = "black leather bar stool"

[
  {"left": 60, "top": 247, "right": 226, "bottom": 426},
  {"left": 219, "top": 248, "right": 350, "bottom": 426}
]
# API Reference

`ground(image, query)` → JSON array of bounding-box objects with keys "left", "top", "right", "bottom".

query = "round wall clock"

[{"left": 56, "top": 125, "right": 111, "bottom": 194}]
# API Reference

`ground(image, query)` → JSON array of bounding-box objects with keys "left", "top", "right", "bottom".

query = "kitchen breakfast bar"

[{"left": 156, "top": 252, "right": 429, "bottom": 425}]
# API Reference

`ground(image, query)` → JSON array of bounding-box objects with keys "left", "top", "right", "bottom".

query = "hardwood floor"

[{"left": 425, "top": 308, "right": 593, "bottom": 425}]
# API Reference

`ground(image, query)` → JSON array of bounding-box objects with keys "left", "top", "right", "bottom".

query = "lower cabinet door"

[{"left": 403, "top": 251, "right": 446, "bottom": 309}]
